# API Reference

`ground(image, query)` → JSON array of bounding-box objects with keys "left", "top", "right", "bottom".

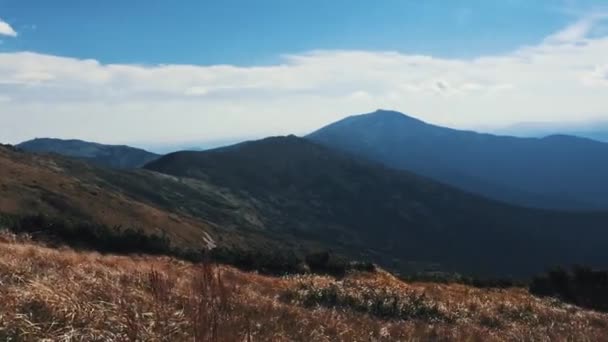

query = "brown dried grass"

[{"left": 1, "top": 232, "right": 607, "bottom": 341}]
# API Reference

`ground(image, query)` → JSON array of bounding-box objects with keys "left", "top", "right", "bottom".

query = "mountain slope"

[
  {"left": 0, "top": 144, "right": 214, "bottom": 250},
  {"left": 145, "top": 136, "right": 608, "bottom": 277},
  {"left": 0, "top": 143, "right": 361, "bottom": 263},
  {"left": 5, "top": 138, "right": 608, "bottom": 277},
  {"left": 308, "top": 110, "right": 608, "bottom": 210},
  {"left": 17, "top": 138, "right": 160, "bottom": 169}
]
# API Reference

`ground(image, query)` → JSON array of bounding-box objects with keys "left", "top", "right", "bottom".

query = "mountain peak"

[
  {"left": 309, "top": 109, "right": 608, "bottom": 211},
  {"left": 372, "top": 109, "right": 404, "bottom": 116},
  {"left": 369, "top": 109, "right": 418, "bottom": 120},
  {"left": 349, "top": 109, "right": 428, "bottom": 127},
  {"left": 308, "top": 110, "right": 429, "bottom": 139}
]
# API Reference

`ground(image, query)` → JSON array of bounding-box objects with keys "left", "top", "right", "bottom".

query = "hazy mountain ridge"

[
  {"left": 308, "top": 110, "right": 608, "bottom": 210},
  {"left": 498, "top": 121, "right": 608, "bottom": 142},
  {"left": 17, "top": 138, "right": 160, "bottom": 169}
]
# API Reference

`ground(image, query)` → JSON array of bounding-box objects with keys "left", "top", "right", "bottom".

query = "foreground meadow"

[{"left": 0, "top": 232, "right": 606, "bottom": 341}]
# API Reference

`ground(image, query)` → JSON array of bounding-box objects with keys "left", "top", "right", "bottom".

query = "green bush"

[
  {"left": 530, "top": 266, "right": 608, "bottom": 312},
  {"left": 0, "top": 213, "right": 376, "bottom": 278},
  {"left": 0, "top": 213, "right": 174, "bottom": 257},
  {"left": 208, "top": 246, "right": 303, "bottom": 275},
  {"left": 305, "top": 250, "right": 375, "bottom": 277},
  {"left": 398, "top": 271, "right": 525, "bottom": 289},
  {"left": 285, "top": 279, "right": 446, "bottom": 322}
]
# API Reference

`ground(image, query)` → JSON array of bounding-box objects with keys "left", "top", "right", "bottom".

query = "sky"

[{"left": 0, "top": 0, "right": 608, "bottom": 146}]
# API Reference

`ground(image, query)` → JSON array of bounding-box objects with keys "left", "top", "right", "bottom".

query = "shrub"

[
  {"left": 208, "top": 246, "right": 303, "bottom": 275},
  {"left": 530, "top": 266, "right": 608, "bottom": 312},
  {"left": 284, "top": 277, "right": 446, "bottom": 322},
  {"left": 1, "top": 213, "right": 376, "bottom": 278},
  {"left": 399, "top": 271, "right": 525, "bottom": 289},
  {"left": 305, "top": 250, "right": 375, "bottom": 277},
  {"left": 0, "top": 213, "right": 174, "bottom": 257}
]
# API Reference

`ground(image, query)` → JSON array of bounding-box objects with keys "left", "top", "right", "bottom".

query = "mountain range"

[
  {"left": 6, "top": 110, "right": 608, "bottom": 277},
  {"left": 309, "top": 110, "right": 608, "bottom": 210}
]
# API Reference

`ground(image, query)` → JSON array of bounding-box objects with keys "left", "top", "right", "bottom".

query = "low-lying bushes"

[
  {"left": 209, "top": 247, "right": 376, "bottom": 276},
  {"left": 399, "top": 271, "right": 526, "bottom": 289},
  {"left": 208, "top": 246, "right": 305, "bottom": 274},
  {"left": 530, "top": 266, "right": 608, "bottom": 312},
  {"left": 0, "top": 213, "right": 376, "bottom": 278},
  {"left": 0, "top": 213, "right": 174, "bottom": 256},
  {"left": 283, "top": 277, "right": 446, "bottom": 322},
  {"left": 305, "top": 250, "right": 375, "bottom": 276}
]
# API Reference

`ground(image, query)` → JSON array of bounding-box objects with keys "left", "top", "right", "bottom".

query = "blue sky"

[
  {"left": 0, "top": 0, "right": 607, "bottom": 145},
  {"left": 0, "top": 0, "right": 582, "bottom": 64}
]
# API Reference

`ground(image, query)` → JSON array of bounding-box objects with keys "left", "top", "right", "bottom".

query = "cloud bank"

[
  {"left": 1, "top": 17, "right": 608, "bottom": 144},
  {"left": 0, "top": 18, "right": 17, "bottom": 37}
]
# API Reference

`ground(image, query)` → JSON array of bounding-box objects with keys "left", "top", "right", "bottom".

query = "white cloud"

[
  {"left": 582, "top": 64, "right": 608, "bottom": 86},
  {"left": 547, "top": 19, "right": 594, "bottom": 43},
  {"left": 0, "top": 18, "right": 17, "bottom": 37},
  {"left": 1, "top": 16, "right": 608, "bottom": 144},
  {"left": 546, "top": 13, "right": 608, "bottom": 43}
]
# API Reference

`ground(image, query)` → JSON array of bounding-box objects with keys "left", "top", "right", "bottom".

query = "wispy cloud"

[
  {"left": 546, "top": 13, "right": 608, "bottom": 43},
  {"left": 0, "top": 18, "right": 17, "bottom": 37},
  {"left": 1, "top": 15, "right": 608, "bottom": 144}
]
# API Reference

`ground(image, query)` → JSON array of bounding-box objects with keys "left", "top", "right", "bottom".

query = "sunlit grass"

[{"left": 1, "top": 230, "right": 606, "bottom": 341}]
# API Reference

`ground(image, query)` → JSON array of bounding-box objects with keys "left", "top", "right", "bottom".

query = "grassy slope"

[
  {"left": 0, "top": 232, "right": 606, "bottom": 341},
  {"left": 0, "top": 146, "right": 214, "bottom": 250},
  {"left": 0, "top": 145, "right": 328, "bottom": 259}
]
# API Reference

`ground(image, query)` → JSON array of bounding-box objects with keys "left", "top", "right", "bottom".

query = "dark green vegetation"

[
  {"left": 308, "top": 110, "right": 608, "bottom": 210},
  {"left": 531, "top": 267, "right": 608, "bottom": 312},
  {"left": 0, "top": 213, "right": 174, "bottom": 256},
  {"left": 0, "top": 212, "right": 370, "bottom": 277},
  {"left": 145, "top": 136, "right": 608, "bottom": 277},
  {"left": 18, "top": 138, "right": 160, "bottom": 169},
  {"left": 398, "top": 272, "right": 526, "bottom": 289},
  {"left": 284, "top": 278, "right": 446, "bottom": 322}
]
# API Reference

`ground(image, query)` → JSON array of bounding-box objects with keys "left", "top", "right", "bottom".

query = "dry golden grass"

[{"left": 1, "top": 231, "right": 607, "bottom": 341}]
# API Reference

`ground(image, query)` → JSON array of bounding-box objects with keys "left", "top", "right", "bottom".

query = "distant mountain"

[
  {"left": 140, "top": 136, "right": 256, "bottom": 154},
  {"left": 145, "top": 136, "right": 608, "bottom": 277},
  {"left": 308, "top": 110, "right": 608, "bottom": 210},
  {"left": 17, "top": 138, "right": 160, "bottom": 169},
  {"left": 577, "top": 130, "right": 608, "bottom": 142},
  {"left": 496, "top": 121, "right": 608, "bottom": 143}
]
